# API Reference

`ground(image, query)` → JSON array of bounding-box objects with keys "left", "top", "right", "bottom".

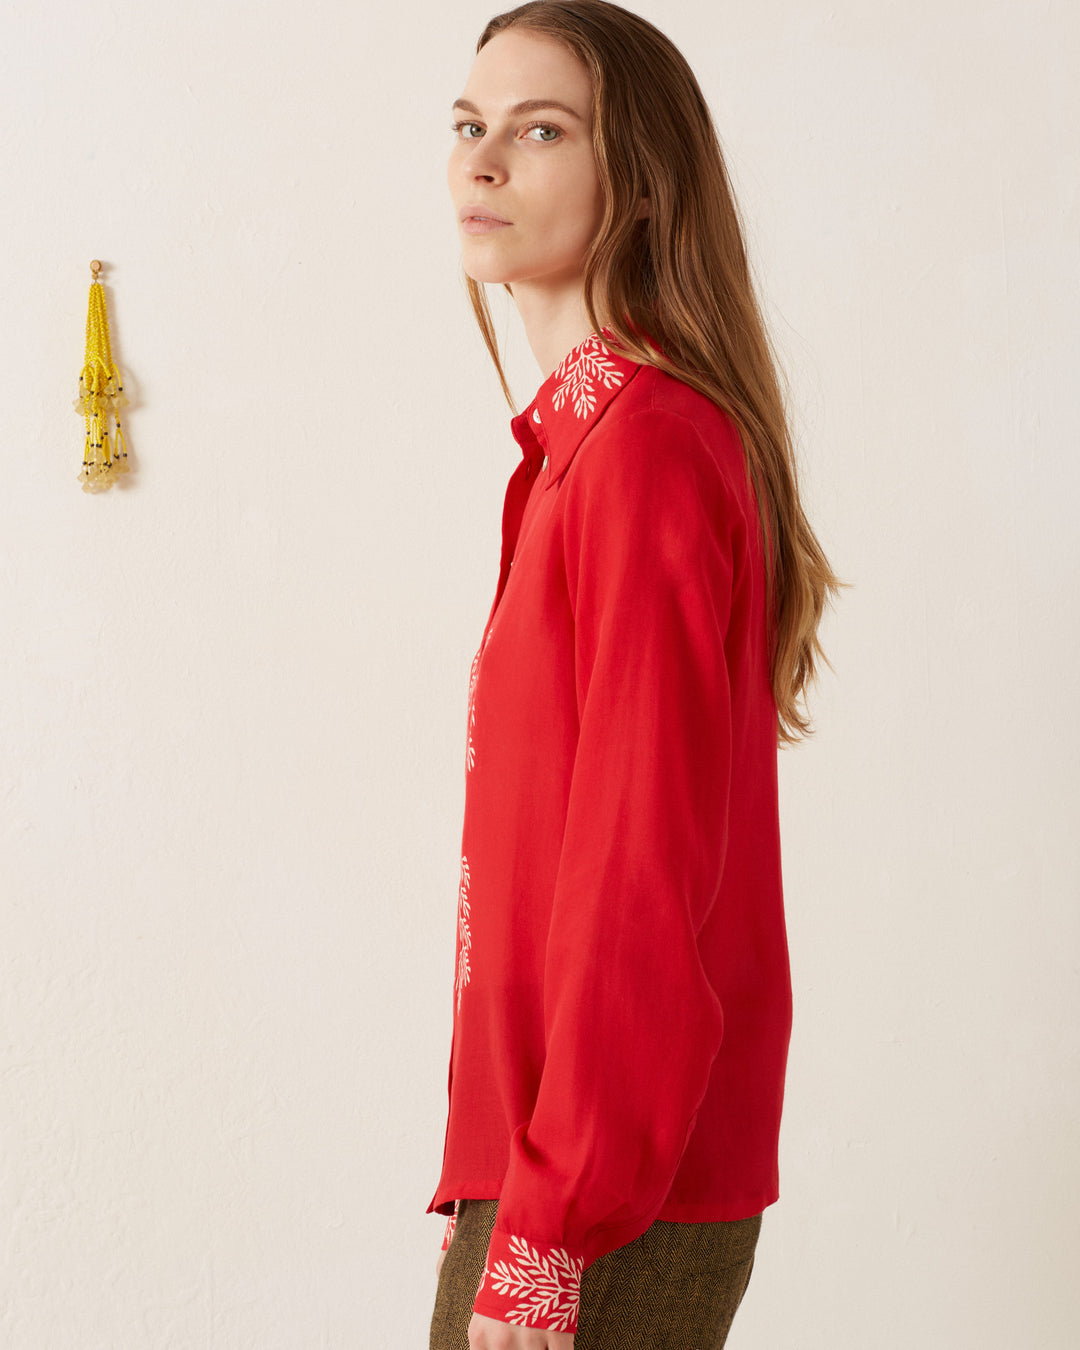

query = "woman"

[{"left": 427, "top": 3, "right": 839, "bottom": 1347}]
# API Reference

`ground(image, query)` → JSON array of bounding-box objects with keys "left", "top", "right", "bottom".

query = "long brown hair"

[{"left": 466, "top": 0, "right": 842, "bottom": 743}]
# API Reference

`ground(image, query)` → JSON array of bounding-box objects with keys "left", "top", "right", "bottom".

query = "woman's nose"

[{"left": 463, "top": 138, "right": 506, "bottom": 185}]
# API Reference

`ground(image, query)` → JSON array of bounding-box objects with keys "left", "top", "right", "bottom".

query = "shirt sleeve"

[
  {"left": 440, "top": 1199, "right": 460, "bottom": 1252},
  {"left": 471, "top": 407, "right": 746, "bottom": 1333}
]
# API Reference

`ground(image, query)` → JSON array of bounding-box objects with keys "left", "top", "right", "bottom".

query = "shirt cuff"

[
  {"left": 440, "top": 1200, "right": 461, "bottom": 1252},
  {"left": 473, "top": 1227, "right": 585, "bottom": 1334}
]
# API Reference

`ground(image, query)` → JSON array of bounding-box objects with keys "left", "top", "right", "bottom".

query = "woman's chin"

[{"left": 461, "top": 260, "right": 517, "bottom": 286}]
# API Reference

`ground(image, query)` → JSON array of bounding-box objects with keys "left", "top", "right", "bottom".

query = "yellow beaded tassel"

[{"left": 75, "top": 260, "right": 129, "bottom": 492}]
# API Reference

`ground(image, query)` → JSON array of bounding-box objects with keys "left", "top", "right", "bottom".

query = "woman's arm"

[{"left": 471, "top": 407, "right": 749, "bottom": 1333}]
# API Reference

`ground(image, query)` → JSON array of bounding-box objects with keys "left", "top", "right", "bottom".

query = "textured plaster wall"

[{"left": 1, "top": 1, "right": 1077, "bottom": 1346}]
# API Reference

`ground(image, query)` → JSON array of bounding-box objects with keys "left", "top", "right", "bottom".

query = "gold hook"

[{"left": 90, "top": 260, "right": 102, "bottom": 281}]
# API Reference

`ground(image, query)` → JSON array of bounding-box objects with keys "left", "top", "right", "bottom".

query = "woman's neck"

[{"left": 511, "top": 280, "right": 606, "bottom": 380}]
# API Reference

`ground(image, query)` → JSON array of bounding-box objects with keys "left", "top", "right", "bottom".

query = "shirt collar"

[{"left": 510, "top": 328, "right": 646, "bottom": 488}]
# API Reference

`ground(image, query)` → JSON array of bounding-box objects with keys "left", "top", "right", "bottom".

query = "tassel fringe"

[{"left": 76, "top": 274, "right": 129, "bottom": 493}]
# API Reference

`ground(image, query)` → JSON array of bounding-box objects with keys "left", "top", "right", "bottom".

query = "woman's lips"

[
  {"left": 461, "top": 216, "right": 512, "bottom": 234},
  {"left": 459, "top": 204, "right": 512, "bottom": 234}
]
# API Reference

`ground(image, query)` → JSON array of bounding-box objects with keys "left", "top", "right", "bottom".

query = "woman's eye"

[{"left": 450, "top": 120, "right": 560, "bottom": 143}]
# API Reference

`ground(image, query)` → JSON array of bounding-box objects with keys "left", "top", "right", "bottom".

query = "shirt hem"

[
  {"left": 428, "top": 1179, "right": 780, "bottom": 1226},
  {"left": 654, "top": 1187, "right": 779, "bottom": 1224},
  {"left": 427, "top": 1178, "right": 505, "bottom": 1217}
]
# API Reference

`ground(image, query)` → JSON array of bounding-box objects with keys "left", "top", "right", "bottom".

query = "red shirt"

[{"left": 428, "top": 331, "right": 792, "bottom": 1334}]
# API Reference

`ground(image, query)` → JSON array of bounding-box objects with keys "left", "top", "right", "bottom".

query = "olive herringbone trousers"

[{"left": 430, "top": 1198, "right": 762, "bottom": 1349}]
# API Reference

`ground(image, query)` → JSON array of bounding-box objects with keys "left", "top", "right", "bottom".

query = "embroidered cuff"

[
  {"left": 473, "top": 1227, "right": 584, "bottom": 1334},
  {"left": 440, "top": 1200, "right": 461, "bottom": 1253}
]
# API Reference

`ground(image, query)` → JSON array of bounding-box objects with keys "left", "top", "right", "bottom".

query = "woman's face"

[{"left": 448, "top": 28, "right": 604, "bottom": 292}]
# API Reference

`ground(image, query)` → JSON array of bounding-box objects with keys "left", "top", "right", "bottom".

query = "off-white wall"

[{"left": 1, "top": 1, "right": 1076, "bottom": 1345}]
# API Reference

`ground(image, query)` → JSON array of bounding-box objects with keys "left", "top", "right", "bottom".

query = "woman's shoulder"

[{"left": 582, "top": 359, "right": 754, "bottom": 509}]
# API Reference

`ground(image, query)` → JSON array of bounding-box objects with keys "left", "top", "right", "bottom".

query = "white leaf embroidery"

[
  {"left": 484, "top": 1235, "right": 583, "bottom": 1332},
  {"left": 455, "top": 855, "right": 472, "bottom": 1012},
  {"left": 465, "top": 626, "right": 494, "bottom": 773},
  {"left": 465, "top": 646, "right": 481, "bottom": 773},
  {"left": 551, "top": 335, "right": 624, "bottom": 420}
]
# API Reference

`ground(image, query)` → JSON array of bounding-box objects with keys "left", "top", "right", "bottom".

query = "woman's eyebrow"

[{"left": 452, "top": 97, "right": 584, "bottom": 121}]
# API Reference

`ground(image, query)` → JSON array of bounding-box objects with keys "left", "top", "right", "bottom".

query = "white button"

[
  {"left": 541, "top": 454, "right": 549, "bottom": 471},
  {"left": 532, "top": 408, "right": 541, "bottom": 424}
]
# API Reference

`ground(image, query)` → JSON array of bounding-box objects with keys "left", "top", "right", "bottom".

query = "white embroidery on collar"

[{"left": 551, "top": 335, "right": 624, "bottom": 420}]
